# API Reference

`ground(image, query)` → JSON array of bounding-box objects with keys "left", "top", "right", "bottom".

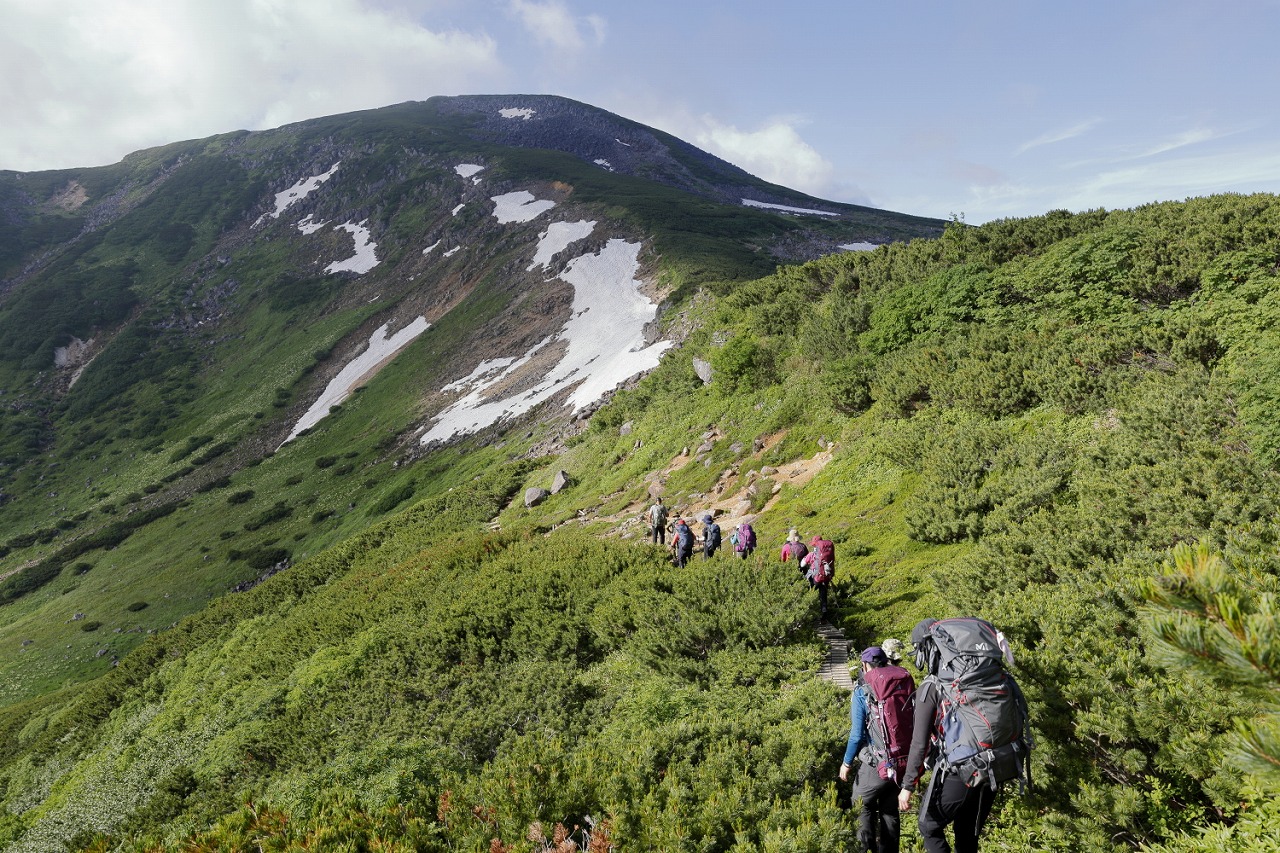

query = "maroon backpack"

[
  {"left": 862, "top": 664, "right": 916, "bottom": 782},
  {"left": 809, "top": 538, "right": 835, "bottom": 582}
]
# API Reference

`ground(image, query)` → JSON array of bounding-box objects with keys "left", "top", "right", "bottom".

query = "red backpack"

[
  {"left": 863, "top": 664, "right": 916, "bottom": 782},
  {"left": 809, "top": 538, "right": 835, "bottom": 582}
]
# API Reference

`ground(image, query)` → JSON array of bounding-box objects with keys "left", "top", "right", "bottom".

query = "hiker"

[
  {"left": 801, "top": 534, "right": 835, "bottom": 615},
  {"left": 733, "top": 520, "right": 756, "bottom": 559},
  {"left": 671, "top": 518, "right": 694, "bottom": 568},
  {"left": 701, "top": 514, "right": 721, "bottom": 558},
  {"left": 780, "top": 528, "right": 808, "bottom": 565},
  {"left": 880, "top": 637, "right": 907, "bottom": 666},
  {"left": 897, "top": 618, "right": 1031, "bottom": 853},
  {"left": 647, "top": 497, "right": 668, "bottom": 545},
  {"left": 841, "top": 646, "right": 916, "bottom": 853}
]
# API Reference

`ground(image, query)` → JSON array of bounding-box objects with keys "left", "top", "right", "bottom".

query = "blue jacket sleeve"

[{"left": 842, "top": 685, "right": 870, "bottom": 765}]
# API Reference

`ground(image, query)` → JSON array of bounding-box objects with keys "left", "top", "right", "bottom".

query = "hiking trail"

[{"left": 817, "top": 622, "right": 854, "bottom": 691}]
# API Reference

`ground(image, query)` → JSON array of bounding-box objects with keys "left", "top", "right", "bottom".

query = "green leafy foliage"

[{"left": 3, "top": 115, "right": 1280, "bottom": 851}]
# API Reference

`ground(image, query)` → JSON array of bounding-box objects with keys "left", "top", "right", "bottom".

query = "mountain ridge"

[{"left": 5, "top": 96, "right": 1277, "bottom": 851}]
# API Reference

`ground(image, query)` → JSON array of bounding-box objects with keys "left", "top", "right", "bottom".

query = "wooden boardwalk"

[{"left": 816, "top": 622, "right": 854, "bottom": 691}]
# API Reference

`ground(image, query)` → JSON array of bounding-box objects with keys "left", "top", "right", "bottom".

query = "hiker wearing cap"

[
  {"left": 801, "top": 534, "right": 835, "bottom": 616},
  {"left": 841, "top": 646, "right": 916, "bottom": 853},
  {"left": 701, "top": 514, "right": 721, "bottom": 558},
  {"left": 880, "top": 638, "right": 907, "bottom": 666},
  {"left": 780, "top": 528, "right": 808, "bottom": 565}
]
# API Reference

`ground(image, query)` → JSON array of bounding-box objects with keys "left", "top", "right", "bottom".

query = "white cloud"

[
  {"left": 508, "top": 0, "right": 605, "bottom": 52},
  {"left": 1015, "top": 119, "right": 1102, "bottom": 155},
  {"left": 692, "top": 117, "right": 835, "bottom": 196},
  {"left": 0, "top": 0, "right": 504, "bottom": 171},
  {"left": 1135, "top": 127, "right": 1221, "bottom": 158}
]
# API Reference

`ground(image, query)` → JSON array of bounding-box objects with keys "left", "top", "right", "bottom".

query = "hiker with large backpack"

[
  {"left": 780, "top": 528, "right": 808, "bottom": 565},
  {"left": 801, "top": 534, "right": 835, "bottom": 616},
  {"left": 647, "top": 498, "right": 668, "bottom": 545},
  {"left": 701, "top": 514, "right": 721, "bottom": 558},
  {"left": 841, "top": 646, "right": 916, "bottom": 853},
  {"left": 897, "top": 618, "right": 1032, "bottom": 853},
  {"left": 671, "top": 518, "right": 694, "bottom": 568},
  {"left": 733, "top": 520, "right": 756, "bottom": 559}
]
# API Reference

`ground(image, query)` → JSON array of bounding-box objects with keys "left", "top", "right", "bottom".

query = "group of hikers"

[
  {"left": 644, "top": 498, "right": 1031, "bottom": 853},
  {"left": 841, "top": 617, "right": 1030, "bottom": 853},
  {"left": 645, "top": 497, "right": 835, "bottom": 614}
]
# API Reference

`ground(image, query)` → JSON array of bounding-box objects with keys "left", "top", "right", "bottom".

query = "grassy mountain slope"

[
  {"left": 0, "top": 96, "right": 945, "bottom": 708},
  {"left": 3, "top": 99, "right": 1280, "bottom": 850}
]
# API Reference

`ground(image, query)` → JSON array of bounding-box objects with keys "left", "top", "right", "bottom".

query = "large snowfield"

[{"left": 280, "top": 106, "right": 678, "bottom": 444}]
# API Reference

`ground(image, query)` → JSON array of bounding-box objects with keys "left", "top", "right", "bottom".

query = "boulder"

[
  {"left": 693, "top": 357, "right": 713, "bottom": 385},
  {"left": 551, "top": 470, "right": 572, "bottom": 494},
  {"left": 524, "top": 487, "right": 550, "bottom": 508},
  {"left": 619, "top": 420, "right": 634, "bottom": 436}
]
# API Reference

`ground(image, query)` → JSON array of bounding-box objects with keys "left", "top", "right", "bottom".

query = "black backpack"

[{"left": 924, "top": 617, "right": 1032, "bottom": 791}]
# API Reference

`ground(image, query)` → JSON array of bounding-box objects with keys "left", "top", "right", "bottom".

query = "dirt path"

[{"left": 590, "top": 429, "right": 835, "bottom": 539}]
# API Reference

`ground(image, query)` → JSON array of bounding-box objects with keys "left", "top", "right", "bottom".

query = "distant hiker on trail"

[
  {"left": 841, "top": 646, "right": 916, "bottom": 853},
  {"left": 898, "top": 618, "right": 1032, "bottom": 853},
  {"left": 701, "top": 514, "right": 721, "bottom": 558},
  {"left": 647, "top": 498, "right": 668, "bottom": 545},
  {"left": 671, "top": 518, "right": 694, "bottom": 568},
  {"left": 733, "top": 520, "right": 756, "bottom": 559},
  {"left": 780, "top": 528, "right": 808, "bottom": 565},
  {"left": 801, "top": 534, "right": 835, "bottom": 615}
]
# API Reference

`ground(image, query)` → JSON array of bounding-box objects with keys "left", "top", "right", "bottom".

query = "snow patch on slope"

[
  {"left": 255, "top": 162, "right": 340, "bottom": 225},
  {"left": 286, "top": 317, "right": 431, "bottom": 442},
  {"left": 492, "top": 191, "right": 556, "bottom": 224},
  {"left": 297, "top": 214, "right": 326, "bottom": 235},
  {"left": 528, "top": 220, "right": 596, "bottom": 271},
  {"left": 500, "top": 107, "right": 536, "bottom": 120},
  {"left": 420, "top": 239, "right": 670, "bottom": 445},
  {"left": 325, "top": 221, "right": 379, "bottom": 274},
  {"left": 741, "top": 198, "right": 839, "bottom": 217}
]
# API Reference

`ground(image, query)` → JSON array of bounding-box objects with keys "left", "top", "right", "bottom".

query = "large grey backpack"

[{"left": 924, "top": 617, "right": 1032, "bottom": 791}]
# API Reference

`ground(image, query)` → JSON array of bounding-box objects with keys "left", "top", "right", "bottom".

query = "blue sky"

[{"left": 3, "top": 0, "right": 1278, "bottom": 223}]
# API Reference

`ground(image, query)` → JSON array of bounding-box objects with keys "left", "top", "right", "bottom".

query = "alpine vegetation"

[{"left": 1, "top": 95, "right": 1277, "bottom": 851}]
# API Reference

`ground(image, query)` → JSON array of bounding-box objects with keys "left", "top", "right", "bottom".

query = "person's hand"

[
  {"left": 898, "top": 788, "right": 912, "bottom": 812},
  {"left": 838, "top": 762, "right": 850, "bottom": 782}
]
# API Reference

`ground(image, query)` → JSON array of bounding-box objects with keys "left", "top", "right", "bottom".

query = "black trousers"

[
  {"left": 651, "top": 524, "right": 665, "bottom": 545},
  {"left": 918, "top": 769, "right": 996, "bottom": 853},
  {"left": 853, "top": 762, "right": 900, "bottom": 853}
]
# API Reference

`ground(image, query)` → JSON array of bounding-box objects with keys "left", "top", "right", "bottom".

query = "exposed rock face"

[{"left": 693, "top": 358, "right": 713, "bottom": 385}]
